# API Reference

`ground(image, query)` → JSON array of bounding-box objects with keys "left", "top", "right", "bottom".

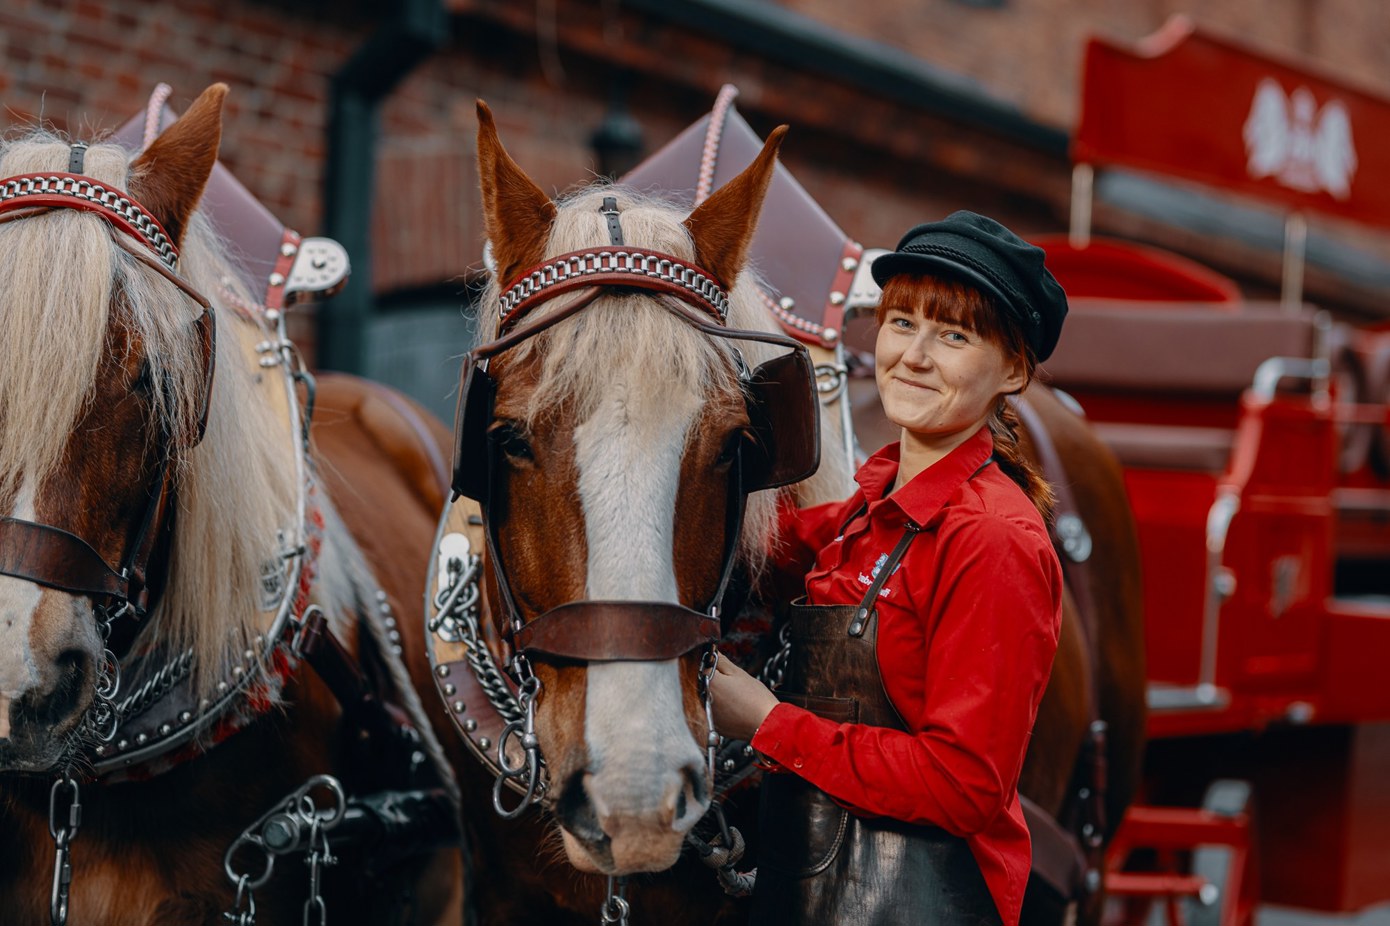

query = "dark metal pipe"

[{"left": 320, "top": 0, "right": 450, "bottom": 373}]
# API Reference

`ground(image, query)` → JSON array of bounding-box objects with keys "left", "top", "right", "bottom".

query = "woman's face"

[{"left": 875, "top": 302, "right": 1026, "bottom": 442}]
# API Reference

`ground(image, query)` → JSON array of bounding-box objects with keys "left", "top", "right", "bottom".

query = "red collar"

[{"left": 856, "top": 426, "right": 994, "bottom": 527}]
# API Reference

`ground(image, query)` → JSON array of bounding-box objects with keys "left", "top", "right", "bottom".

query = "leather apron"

[{"left": 751, "top": 460, "right": 1003, "bottom": 926}]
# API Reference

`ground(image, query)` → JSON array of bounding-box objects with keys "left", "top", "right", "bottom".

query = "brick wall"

[
  {"left": 767, "top": 0, "right": 1390, "bottom": 130},
  {"left": 1, "top": 0, "right": 1386, "bottom": 324},
  {"left": 0, "top": 0, "right": 373, "bottom": 234}
]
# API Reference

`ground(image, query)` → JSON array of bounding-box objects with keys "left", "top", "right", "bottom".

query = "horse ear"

[
  {"left": 684, "top": 125, "right": 787, "bottom": 288},
  {"left": 476, "top": 100, "right": 557, "bottom": 287},
  {"left": 127, "top": 84, "right": 226, "bottom": 249}
]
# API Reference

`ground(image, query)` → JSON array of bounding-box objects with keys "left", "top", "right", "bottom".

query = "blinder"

[{"left": 451, "top": 329, "right": 819, "bottom": 502}]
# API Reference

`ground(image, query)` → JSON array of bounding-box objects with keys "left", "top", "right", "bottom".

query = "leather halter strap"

[
  {"left": 512, "top": 601, "right": 720, "bottom": 662},
  {"left": 0, "top": 518, "right": 128, "bottom": 598}
]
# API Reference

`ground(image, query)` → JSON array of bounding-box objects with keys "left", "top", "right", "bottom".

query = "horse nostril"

[
  {"left": 556, "top": 771, "right": 605, "bottom": 844},
  {"left": 37, "top": 649, "right": 91, "bottom": 726},
  {"left": 685, "top": 761, "right": 709, "bottom": 808},
  {"left": 670, "top": 762, "right": 709, "bottom": 833}
]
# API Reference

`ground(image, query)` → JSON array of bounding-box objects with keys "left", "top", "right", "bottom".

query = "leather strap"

[
  {"left": 68, "top": 142, "right": 88, "bottom": 174},
  {"left": 504, "top": 269, "right": 724, "bottom": 333},
  {"left": 0, "top": 517, "right": 127, "bottom": 598},
  {"left": 848, "top": 521, "right": 919, "bottom": 638},
  {"left": 601, "top": 196, "right": 624, "bottom": 246},
  {"left": 512, "top": 601, "right": 720, "bottom": 662}
]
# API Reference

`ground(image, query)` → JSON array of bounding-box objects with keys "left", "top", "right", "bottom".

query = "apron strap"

[
  {"left": 847, "top": 454, "right": 996, "bottom": 638},
  {"left": 848, "top": 520, "right": 920, "bottom": 637}
]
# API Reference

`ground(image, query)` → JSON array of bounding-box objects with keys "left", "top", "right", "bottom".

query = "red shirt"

[{"left": 750, "top": 426, "right": 1062, "bottom": 926}]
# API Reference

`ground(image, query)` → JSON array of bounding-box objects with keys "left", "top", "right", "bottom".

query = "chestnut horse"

[
  {"left": 440, "top": 104, "right": 1143, "bottom": 925},
  {"left": 427, "top": 104, "right": 850, "bottom": 924},
  {"left": 0, "top": 86, "right": 465, "bottom": 924}
]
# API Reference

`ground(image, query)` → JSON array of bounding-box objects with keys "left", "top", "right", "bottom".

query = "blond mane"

[
  {"left": 0, "top": 134, "right": 356, "bottom": 692},
  {"left": 475, "top": 185, "right": 855, "bottom": 575}
]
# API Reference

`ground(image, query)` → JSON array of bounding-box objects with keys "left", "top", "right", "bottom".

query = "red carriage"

[{"left": 1048, "top": 19, "right": 1390, "bottom": 926}]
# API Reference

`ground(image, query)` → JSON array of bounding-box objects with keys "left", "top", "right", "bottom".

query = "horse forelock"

[
  {"left": 478, "top": 184, "right": 781, "bottom": 576},
  {"left": 0, "top": 133, "right": 349, "bottom": 697}
]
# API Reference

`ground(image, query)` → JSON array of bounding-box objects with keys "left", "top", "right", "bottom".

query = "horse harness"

[
  {"left": 1010, "top": 395, "right": 1110, "bottom": 914},
  {"left": 0, "top": 148, "right": 455, "bottom": 926}
]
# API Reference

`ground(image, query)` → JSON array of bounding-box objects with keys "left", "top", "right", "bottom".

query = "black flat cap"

[{"left": 870, "top": 211, "right": 1068, "bottom": 361}]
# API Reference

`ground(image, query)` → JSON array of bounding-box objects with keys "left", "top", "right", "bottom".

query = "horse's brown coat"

[{"left": 0, "top": 89, "right": 465, "bottom": 925}]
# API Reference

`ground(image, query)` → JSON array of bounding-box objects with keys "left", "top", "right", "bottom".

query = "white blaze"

[
  {"left": 0, "top": 481, "right": 45, "bottom": 738},
  {"left": 574, "top": 384, "right": 706, "bottom": 825}
]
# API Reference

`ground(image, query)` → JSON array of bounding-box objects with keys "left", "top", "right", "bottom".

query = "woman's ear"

[{"left": 1001, "top": 353, "right": 1030, "bottom": 396}]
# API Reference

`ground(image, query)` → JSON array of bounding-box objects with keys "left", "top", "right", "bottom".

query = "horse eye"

[
  {"left": 131, "top": 362, "right": 154, "bottom": 395},
  {"left": 715, "top": 430, "right": 748, "bottom": 469},
  {"left": 490, "top": 422, "right": 534, "bottom": 462}
]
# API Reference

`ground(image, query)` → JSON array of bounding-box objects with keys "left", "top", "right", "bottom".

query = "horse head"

[
  {"left": 463, "top": 102, "right": 810, "bottom": 874},
  {"left": 0, "top": 86, "right": 227, "bottom": 771}
]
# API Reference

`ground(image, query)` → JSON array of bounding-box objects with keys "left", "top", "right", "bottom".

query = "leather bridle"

[
  {"left": 0, "top": 163, "right": 216, "bottom": 648},
  {"left": 453, "top": 238, "right": 820, "bottom": 670}
]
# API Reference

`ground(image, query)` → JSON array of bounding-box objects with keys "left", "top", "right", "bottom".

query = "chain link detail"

[
  {"left": 432, "top": 554, "right": 525, "bottom": 728},
  {"left": 600, "top": 876, "right": 630, "bottom": 926},
  {"left": 499, "top": 249, "right": 730, "bottom": 324},
  {"left": 48, "top": 771, "right": 81, "bottom": 926},
  {"left": 758, "top": 622, "right": 793, "bottom": 692},
  {"left": 492, "top": 676, "right": 545, "bottom": 818},
  {"left": 0, "top": 173, "right": 178, "bottom": 268},
  {"left": 222, "top": 776, "right": 347, "bottom": 926}
]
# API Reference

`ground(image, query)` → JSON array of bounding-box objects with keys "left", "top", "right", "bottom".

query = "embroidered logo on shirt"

[
  {"left": 855, "top": 552, "right": 901, "bottom": 596},
  {"left": 871, "top": 552, "right": 902, "bottom": 579}
]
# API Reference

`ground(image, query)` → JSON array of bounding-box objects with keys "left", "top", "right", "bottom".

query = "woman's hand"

[{"left": 710, "top": 655, "right": 781, "bottom": 742}]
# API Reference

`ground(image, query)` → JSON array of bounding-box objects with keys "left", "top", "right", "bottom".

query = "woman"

[{"left": 712, "top": 211, "right": 1069, "bottom": 926}]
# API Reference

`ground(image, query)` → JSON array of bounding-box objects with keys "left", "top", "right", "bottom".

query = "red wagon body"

[{"left": 1041, "top": 20, "right": 1390, "bottom": 922}]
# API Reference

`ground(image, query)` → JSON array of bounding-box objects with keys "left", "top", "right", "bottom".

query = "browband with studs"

[
  {"left": 498, "top": 247, "right": 730, "bottom": 333},
  {"left": 0, "top": 172, "right": 179, "bottom": 270}
]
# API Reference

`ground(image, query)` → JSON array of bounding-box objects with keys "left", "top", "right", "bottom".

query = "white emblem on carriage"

[
  {"left": 1243, "top": 78, "right": 1357, "bottom": 200},
  {"left": 437, "top": 532, "right": 472, "bottom": 596}
]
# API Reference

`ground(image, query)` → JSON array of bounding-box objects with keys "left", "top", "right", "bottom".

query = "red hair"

[{"left": 876, "top": 274, "right": 1054, "bottom": 518}]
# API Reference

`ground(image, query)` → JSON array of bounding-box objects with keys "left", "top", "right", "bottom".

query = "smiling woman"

[
  {"left": 711, "top": 211, "right": 1072, "bottom": 926},
  {"left": 875, "top": 278, "right": 1027, "bottom": 485}
]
